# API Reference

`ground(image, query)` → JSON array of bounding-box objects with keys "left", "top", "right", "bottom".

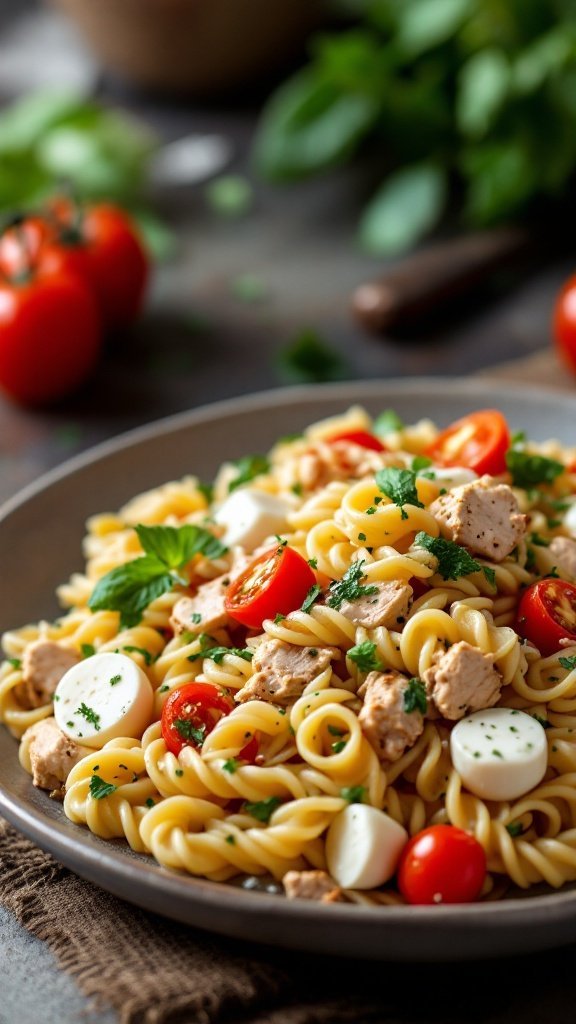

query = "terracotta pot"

[{"left": 51, "top": 0, "right": 325, "bottom": 95}]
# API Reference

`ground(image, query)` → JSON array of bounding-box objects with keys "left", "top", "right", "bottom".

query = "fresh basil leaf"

[
  {"left": 88, "top": 557, "right": 173, "bottom": 629},
  {"left": 254, "top": 67, "right": 380, "bottom": 182},
  {"left": 135, "top": 523, "right": 227, "bottom": 566},
  {"left": 359, "top": 163, "right": 447, "bottom": 256}
]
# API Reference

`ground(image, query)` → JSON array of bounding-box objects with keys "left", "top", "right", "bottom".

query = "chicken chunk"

[
  {"left": 549, "top": 536, "right": 576, "bottom": 581},
  {"left": 17, "top": 640, "right": 80, "bottom": 709},
  {"left": 429, "top": 476, "right": 526, "bottom": 563},
  {"left": 423, "top": 641, "right": 502, "bottom": 721},
  {"left": 283, "top": 870, "right": 345, "bottom": 903},
  {"left": 24, "top": 717, "right": 89, "bottom": 793},
  {"left": 358, "top": 670, "right": 424, "bottom": 762},
  {"left": 170, "top": 574, "right": 231, "bottom": 635},
  {"left": 339, "top": 579, "right": 413, "bottom": 629},
  {"left": 235, "top": 639, "right": 337, "bottom": 705}
]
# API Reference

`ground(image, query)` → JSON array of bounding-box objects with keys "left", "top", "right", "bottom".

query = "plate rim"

[{"left": 3, "top": 376, "right": 576, "bottom": 958}]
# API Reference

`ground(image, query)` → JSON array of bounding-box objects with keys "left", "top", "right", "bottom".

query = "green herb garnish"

[
  {"left": 243, "top": 796, "right": 282, "bottom": 823},
  {"left": 80, "top": 644, "right": 95, "bottom": 659},
  {"left": 77, "top": 703, "right": 101, "bottom": 730},
  {"left": 375, "top": 467, "right": 423, "bottom": 519},
  {"left": 374, "top": 410, "right": 404, "bottom": 436},
  {"left": 506, "top": 449, "right": 564, "bottom": 489},
  {"left": 222, "top": 758, "right": 239, "bottom": 774},
  {"left": 109, "top": 675, "right": 122, "bottom": 687},
  {"left": 559, "top": 656, "right": 576, "bottom": 672},
  {"left": 89, "top": 775, "right": 117, "bottom": 800},
  {"left": 327, "top": 560, "right": 378, "bottom": 610},
  {"left": 415, "top": 532, "right": 494, "bottom": 587},
  {"left": 174, "top": 719, "right": 206, "bottom": 746},
  {"left": 506, "top": 821, "right": 524, "bottom": 837},
  {"left": 89, "top": 524, "right": 227, "bottom": 628},
  {"left": 403, "top": 677, "right": 427, "bottom": 714},
  {"left": 347, "top": 640, "right": 382, "bottom": 674},
  {"left": 301, "top": 583, "right": 323, "bottom": 613},
  {"left": 340, "top": 785, "right": 366, "bottom": 804},
  {"left": 228, "top": 454, "right": 270, "bottom": 493},
  {"left": 123, "top": 645, "right": 153, "bottom": 666}
]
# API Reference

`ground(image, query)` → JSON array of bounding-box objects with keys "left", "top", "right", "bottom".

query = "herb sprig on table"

[{"left": 254, "top": 1, "right": 576, "bottom": 255}]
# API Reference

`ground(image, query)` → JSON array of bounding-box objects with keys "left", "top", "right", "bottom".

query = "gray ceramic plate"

[{"left": 2, "top": 378, "right": 576, "bottom": 961}]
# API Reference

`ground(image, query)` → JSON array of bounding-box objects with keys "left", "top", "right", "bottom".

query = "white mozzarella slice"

[
  {"left": 213, "top": 489, "right": 292, "bottom": 550},
  {"left": 564, "top": 501, "right": 576, "bottom": 537},
  {"left": 450, "top": 707, "right": 547, "bottom": 801},
  {"left": 422, "top": 465, "right": 478, "bottom": 490},
  {"left": 54, "top": 652, "right": 154, "bottom": 749},
  {"left": 326, "top": 804, "right": 408, "bottom": 889}
]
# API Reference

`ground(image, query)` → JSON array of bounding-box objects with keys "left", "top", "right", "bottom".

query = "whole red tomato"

[
  {"left": 0, "top": 266, "right": 101, "bottom": 406},
  {"left": 397, "top": 824, "right": 486, "bottom": 905},
  {"left": 553, "top": 274, "right": 576, "bottom": 373},
  {"left": 41, "top": 199, "right": 148, "bottom": 330}
]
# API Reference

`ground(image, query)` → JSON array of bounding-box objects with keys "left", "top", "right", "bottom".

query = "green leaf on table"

[
  {"left": 0, "top": 90, "right": 85, "bottom": 153},
  {"left": 277, "top": 329, "right": 349, "bottom": 384},
  {"left": 358, "top": 164, "right": 447, "bottom": 257},
  {"left": 457, "top": 49, "right": 511, "bottom": 138},
  {"left": 205, "top": 175, "right": 253, "bottom": 218},
  {"left": 254, "top": 66, "right": 380, "bottom": 181}
]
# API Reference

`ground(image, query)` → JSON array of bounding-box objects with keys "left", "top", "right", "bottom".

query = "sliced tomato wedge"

[
  {"left": 161, "top": 682, "right": 234, "bottom": 756},
  {"left": 426, "top": 410, "right": 510, "bottom": 476},
  {"left": 327, "top": 430, "right": 386, "bottom": 452},
  {"left": 225, "top": 545, "right": 316, "bottom": 629},
  {"left": 516, "top": 579, "right": 576, "bottom": 656},
  {"left": 238, "top": 735, "right": 259, "bottom": 763}
]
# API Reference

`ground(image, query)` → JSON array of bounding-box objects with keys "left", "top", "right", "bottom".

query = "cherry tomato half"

[
  {"left": 0, "top": 267, "right": 101, "bottom": 406},
  {"left": 516, "top": 579, "right": 576, "bottom": 656},
  {"left": 553, "top": 273, "right": 576, "bottom": 375},
  {"left": 328, "top": 430, "right": 386, "bottom": 452},
  {"left": 161, "top": 682, "right": 234, "bottom": 757},
  {"left": 397, "top": 825, "right": 486, "bottom": 905},
  {"left": 225, "top": 545, "right": 316, "bottom": 629},
  {"left": 426, "top": 410, "right": 510, "bottom": 476}
]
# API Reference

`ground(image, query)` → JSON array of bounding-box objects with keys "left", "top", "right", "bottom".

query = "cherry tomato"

[
  {"left": 238, "top": 735, "right": 259, "bottom": 763},
  {"left": 328, "top": 430, "right": 386, "bottom": 452},
  {"left": 225, "top": 545, "right": 316, "bottom": 629},
  {"left": 426, "top": 410, "right": 510, "bottom": 476},
  {"left": 397, "top": 825, "right": 486, "bottom": 905},
  {"left": 0, "top": 217, "right": 48, "bottom": 278},
  {"left": 43, "top": 198, "right": 148, "bottom": 329},
  {"left": 161, "top": 682, "right": 234, "bottom": 757},
  {"left": 553, "top": 274, "right": 576, "bottom": 374},
  {"left": 516, "top": 579, "right": 576, "bottom": 656},
  {"left": 0, "top": 267, "right": 101, "bottom": 406}
]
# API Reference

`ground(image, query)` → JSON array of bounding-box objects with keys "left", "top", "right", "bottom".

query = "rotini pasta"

[{"left": 4, "top": 405, "right": 576, "bottom": 908}]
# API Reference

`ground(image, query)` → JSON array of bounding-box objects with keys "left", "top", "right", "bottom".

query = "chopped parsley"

[
  {"left": 158, "top": 684, "right": 170, "bottom": 694},
  {"left": 326, "top": 561, "right": 378, "bottom": 610},
  {"left": 375, "top": 467, "right": 423, "bottom": 520},
  {"left": 89, "top": 775, "right": 117, "bottom": 800},
  {"left": 529, "top": 532, "right": 550, "bottom": 548},
  {"left": 340, "top": 785, "right": 366, "bottom": 804},
  {"left": 109, "top": 674, "right": 122, "bottom": 687},
  {"left": 191, "top": 613, "right": 202, "bottom": 626},
  {"left": 175, "top": 768, "right": 184, "bottom": 777},
  {"left": 188, "top": 635, "right": 253, "bottom": 664},
  {"left": 358, "top": 532, "right": 367, "bottom": 542},
  {"left": 374, "top": 409, "right": 403, "bottom": 436},
  {"left": 88, "top": 523, "right": 227, "bottom": 628},
  {"left": 225, "top": 834, "right": 236, "bottom": 845},
  {"left": 222, "top": 758, "right": 239, "bottom": 774},
  {"left": 506, "top": 822, "right": 524, "bottom": 837},
  {"left": 415, "top": 532, "right": 495, "bottom": 587},
  {"left": 80, "top": 644, "right": 95, "bottom": 659},
  {"left": 174, "top": 719, "right": 206, "bottom": 746},
  {"left": 291, "top": 482, "right": 303, "bottom": 497},
  {"left": 123, "top": 645, "right": 154, "bottom": 665},
  {"left": 301, "top": 583, "right": 322, "bottom": 613},
  {"left": 506, "top": 448, "right": 564, "bottom": 489},
  {"left": 274, "top": 612, "right": 286, "bottom": 624},
  {"left": 77, "top": 703, "right": 101, "bottom": 730},
  {"left": 243, "top": 796, "right": 282, "bottom": 823},
  {"left": 347, "top": 640, "right": 382, "bottom": 674},
  {"left": 7, "top": 657, "right": 21, "bottom": 670},
  {"left": 307, "top": 557, "right": 318, "bottom": 569},
  {"left": 328, "top": 725, "right": 345, "bottom": 737},
  {"left": 412, "top": 455, "right": 433, "bottom": 473},
  {"left": 403, "top": 678, "right": 427, "bottom": 715},
  {"left": 331, "top": 740, "right": 347, "bottom": 753},
  {"left": 559, "top": 656, "right": 576, "bottom": 672},
  {"left": 228, "top": 454, "right": 270, "bottom": 493},
  {"left": 145, "top": 798, "right": 155, "bottom": 809}
]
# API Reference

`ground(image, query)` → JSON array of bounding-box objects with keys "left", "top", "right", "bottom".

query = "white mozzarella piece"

[
  {"left": 54, "top": 652, "right": 154, "bottom": 749},
  {"left": 326, "top": 804, "right": 408, "bottom": 889},
  {"left": 563, "top": 501, "right": 576, "bottom": 537},
  {"left": 450, "top": 708, "right": 547, "bottom": 801},
  {"left": 213, "top": 489, "right": 292, "bottom": 550},
  {"left": 421, "top": 465, "right": 478, "bottom": 490}
]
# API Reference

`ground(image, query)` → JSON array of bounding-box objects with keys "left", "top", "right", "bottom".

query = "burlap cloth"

[{"left": 2, "top": 350, "right": 576, "bottom": 1024}]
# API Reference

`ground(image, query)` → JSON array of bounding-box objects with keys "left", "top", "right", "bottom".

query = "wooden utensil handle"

[{"left": 352, "top": 226, "right": 533, "bottom": 334}]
